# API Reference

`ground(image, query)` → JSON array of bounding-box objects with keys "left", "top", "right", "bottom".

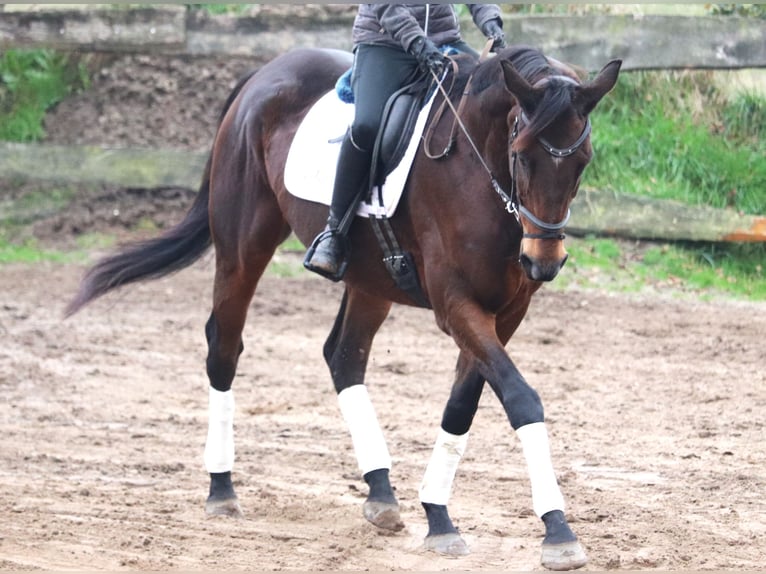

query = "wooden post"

[{"left": 570, "top": 189, "right": 766, "bottom": 243}]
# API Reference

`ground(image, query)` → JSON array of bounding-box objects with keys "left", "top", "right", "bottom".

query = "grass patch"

[
  {"left": 1, "top": 187, "right": 76, "bottom": 226},
  {"left": 266, "top": 257, "right": 305, "bottom": 278},
  {"left": 73, "top": 233, "right": 117, "bottom": 252},
  {"left": 584, "top": 70, "right": 766, "bottom": 216},
  {"left": 561, "top": 237, "right": 766, "bottom": 300},
  {"left": 266, "top": 234, "right": 306, "bottom": 277},
  {"left": 635, "top": 243, "right": 766, "bottom": 299},
  {"left": 0, "top": 49, "right": 89, "bottom": 142},
  {"left": 187, "top": 4, "right": 257, "bottom": 15},
  {"left": 279, "top": 234, "right": 305, "bottom": 253},
  {"left": 0, "top": 237, "right": 75, "bottom": 264}
]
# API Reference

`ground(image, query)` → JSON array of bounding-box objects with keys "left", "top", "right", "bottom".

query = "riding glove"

[
  {"left": 409, "top": 36, "right": 446, "bottom": 77},
  {"left": 482, "top": 18, "right": 506, "bottom": 52}
]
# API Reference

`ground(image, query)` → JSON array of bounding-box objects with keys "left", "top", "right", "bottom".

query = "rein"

[{"left": 424, "top": 46, "right": 590, "bottom": 241}]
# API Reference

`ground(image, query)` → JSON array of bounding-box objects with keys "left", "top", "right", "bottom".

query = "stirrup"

[{"left": 303, "top": 229, "right": 349, "bottom": 282}]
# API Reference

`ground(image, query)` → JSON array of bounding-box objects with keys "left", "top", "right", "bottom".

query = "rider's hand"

[
  {"left": 482, "top": 18, "right": 506, "bottom": 52},
  {"left": 410, "top": 36, "right": 446, "bottom": 78}
]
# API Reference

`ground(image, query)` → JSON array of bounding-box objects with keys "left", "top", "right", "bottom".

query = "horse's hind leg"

[
  {"left": 203, "top": 262, "right": 255, "bottom": 518},
  {"left": 204, "top": 170, "right": 290, "bottom": 517},
  {"left": 324, "top": 287, "right": 403, "bottom": 531}
]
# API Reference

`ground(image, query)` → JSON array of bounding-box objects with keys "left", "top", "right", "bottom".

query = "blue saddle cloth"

[{"left": 335, "top": 68, "right": 355, "bottom": 103}]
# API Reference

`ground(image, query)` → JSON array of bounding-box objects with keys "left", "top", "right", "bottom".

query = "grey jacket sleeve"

[
  {"left": 372, "top": 4, "right": 426, "bottom": 53},
  {"left": 467, "top": 4, "right": 503, "bottom": 31}
]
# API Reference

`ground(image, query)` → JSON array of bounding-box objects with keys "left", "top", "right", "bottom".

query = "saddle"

[
  {"left": 335, "top": 69, "right": 430, "bottom": 188},
  {"left": 372, "top": 77, "right": 431, "bottom": 187}
]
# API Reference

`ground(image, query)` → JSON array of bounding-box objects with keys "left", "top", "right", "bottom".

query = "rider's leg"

[
  {"left": 304, "top": 44, "right": 421, "bottom": 281},
  {"left": 303, "top": 133, "right": 372, "bottom": 281}
]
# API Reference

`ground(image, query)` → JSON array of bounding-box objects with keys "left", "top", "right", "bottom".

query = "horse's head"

[{"left": 498, "top": 51, "right": 621, "bottom": 282}]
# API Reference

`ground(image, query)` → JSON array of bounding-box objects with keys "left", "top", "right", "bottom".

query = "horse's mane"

[{"left": 456, "top": 45, "right": 581, "bottom": 146}]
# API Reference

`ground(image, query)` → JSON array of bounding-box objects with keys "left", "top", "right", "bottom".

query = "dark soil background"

[
  {"left": 43, "top": 53, "right": 256, "bottom": 151},
  {"left": 9, "top": 53, "right": 263, "bottom": 245}
]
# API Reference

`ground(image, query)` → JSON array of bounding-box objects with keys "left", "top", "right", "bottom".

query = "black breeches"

[{"left": 349, "top": 43, "right": 424, "bottom": 152}]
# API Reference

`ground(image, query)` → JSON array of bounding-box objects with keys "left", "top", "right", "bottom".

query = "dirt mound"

[
  {"left": 33, "top": 185, "right": 196, "bottom": 243},
  {"left": 20, "top": 51, "right": 268, "bottom": 245},
  {"left": 43, "top": 53, "right": 257, "bottom": 150}
]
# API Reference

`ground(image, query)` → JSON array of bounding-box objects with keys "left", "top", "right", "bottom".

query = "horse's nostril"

[{"left": 519, "top": 253, "right": 534, "bottom": 276}]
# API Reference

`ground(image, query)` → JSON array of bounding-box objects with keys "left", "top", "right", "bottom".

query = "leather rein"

[{"left": 422, "top": 45, "right": 591, "bottom": 241}]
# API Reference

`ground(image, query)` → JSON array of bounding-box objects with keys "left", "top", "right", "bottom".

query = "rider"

[{"left": 304, "top": 4, "right": 506, "bottom": 281}]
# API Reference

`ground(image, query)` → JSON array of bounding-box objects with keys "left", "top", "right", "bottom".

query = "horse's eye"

[{"left": 518, "top": 153, "right": 533, "bottom": 172}]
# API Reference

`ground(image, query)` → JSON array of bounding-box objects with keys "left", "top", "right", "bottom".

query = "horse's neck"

[{"left": 460, "top": 89, "right": 513, "bottom": 180}]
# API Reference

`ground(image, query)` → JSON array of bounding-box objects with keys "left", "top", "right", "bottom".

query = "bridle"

[
  {"left": 505, "top": 110, "right": 591, "bottom": 240},
  {"left": 425, "top": 57, "right": 592, "bottom": 242}
]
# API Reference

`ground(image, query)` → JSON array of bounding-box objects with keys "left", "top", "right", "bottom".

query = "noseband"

[{"left": 505, "top": 111, "right": 591, "bottom": 240}]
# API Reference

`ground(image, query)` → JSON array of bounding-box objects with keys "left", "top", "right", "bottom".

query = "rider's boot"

[{"left": 304, "top": 135, "right": 372, "bottom": 281}]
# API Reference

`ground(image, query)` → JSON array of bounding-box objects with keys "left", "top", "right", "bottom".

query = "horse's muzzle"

[{"left": 519, "top": 252, "right": 568, "bottom": 282}]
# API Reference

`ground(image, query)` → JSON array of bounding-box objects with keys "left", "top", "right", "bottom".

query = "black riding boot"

[{"left": 304, "top": 135, "right": 372, "bottom": 281}]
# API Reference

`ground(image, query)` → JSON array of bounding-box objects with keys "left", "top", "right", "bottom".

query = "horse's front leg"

[
  {"left": 419, "top": 303, "right": 533, "bottom": 557},
  {"left": 515, "top": 422, "right": 584, "bottom": 570},
  {"left": 420, "top": 351, "right": 483, "bottom": 556},
  {"left": 447, "top": 302, "right": 586, "bottom": 570},
  {"left": 488, "top": 339, "right": 585, "bottom": 570},
  {"left": 325, "top": 288, "right": 403, "bottom": 531}
]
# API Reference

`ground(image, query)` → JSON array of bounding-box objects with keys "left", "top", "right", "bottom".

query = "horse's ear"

[
  {"left": 575, "top": 59, "right": 622, "bottom": 116},
  {"left": 501, "top": 60, "right": 540, "bottom": 115}
]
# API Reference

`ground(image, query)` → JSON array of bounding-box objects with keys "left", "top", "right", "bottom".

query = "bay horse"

[{"left": 67, "top": 45, "right": 620, "bottom": 570}]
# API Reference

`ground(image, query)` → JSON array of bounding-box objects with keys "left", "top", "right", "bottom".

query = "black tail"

[{"left": 66, "top": 71, "right": 257, "bottom": 317}]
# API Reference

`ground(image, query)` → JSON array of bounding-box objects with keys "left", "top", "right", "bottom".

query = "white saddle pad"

[{"left": 284, "top": 89, "right": 436, "bottom": 218}]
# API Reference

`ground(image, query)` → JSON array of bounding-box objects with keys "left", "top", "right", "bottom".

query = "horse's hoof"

[
  {"left": 205, "top": 497, "right": 244, "bottom": 518},
  {"left": 362, "top": 500, "right": 404, "bottom": 531},
  {"left": 423, "top": 532, "right": 470, "bottom": 557},
  {"left": 541, "top": 540, "right": 588, "bottom": 571}
]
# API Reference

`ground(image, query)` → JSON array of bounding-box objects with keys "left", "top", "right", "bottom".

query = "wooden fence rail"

[
  {"left": 1, "top": 7, "right": 766, "bottom": 70},
  {"left": 1, "top": 142, "right": 764, "bottom": 243}
]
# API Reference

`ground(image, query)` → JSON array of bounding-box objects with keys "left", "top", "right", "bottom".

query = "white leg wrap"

[
  {"left": 204, "top": 387, "right": 235, "bottom": 473},
  {"left": 337, "top": 385, "right": 391, "bottom": 475},
  {"left": 419, "top": 428, "right": 469, "bottom": 505},
  {"left": 516, "top": 422, "right": 566, "bottom": 517}
]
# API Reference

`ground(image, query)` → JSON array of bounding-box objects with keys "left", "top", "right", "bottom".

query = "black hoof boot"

[{"left": 303, "top": 226, "right": 349, "bottom": 282}]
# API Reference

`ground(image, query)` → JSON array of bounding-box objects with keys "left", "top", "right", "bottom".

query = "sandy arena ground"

[{"left": 0, "top": 251, "right": 764, "bottom": 571}]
